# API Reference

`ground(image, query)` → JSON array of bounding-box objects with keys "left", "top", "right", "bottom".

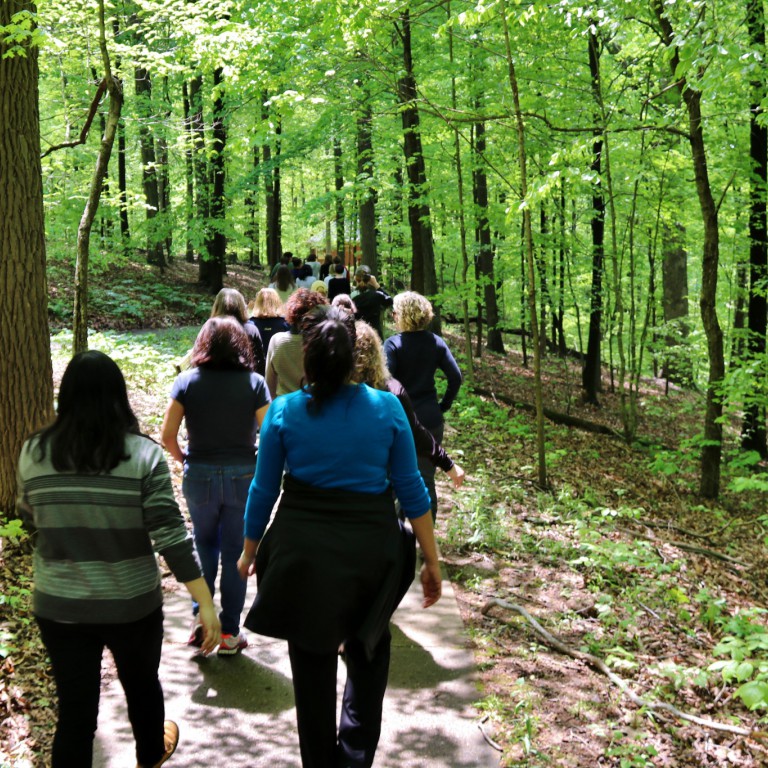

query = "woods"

[{"left": 2, "top": 0, "right": 768, "bottom": 763}]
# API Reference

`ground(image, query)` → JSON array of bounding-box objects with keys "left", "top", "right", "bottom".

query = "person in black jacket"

[{"left": 351, "top": 268, "right": 393, "bottom": 340}]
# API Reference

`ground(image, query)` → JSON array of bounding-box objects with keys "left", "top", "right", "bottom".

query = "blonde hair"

[
  {"left": 353, "top": 321, "right": 390, "bottom": 390},
  {"left": 311, "top": 280, "right": 328, "bottom": 295},
  {"left": 250, "top": 287, "right": 284, "bottom": 318},
  {"left": 392, "top": 291, "right": 433, "bottom": 332}
]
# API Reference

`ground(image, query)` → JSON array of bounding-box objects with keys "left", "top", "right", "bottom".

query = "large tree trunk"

[
  {"left": 472, "top": 118, "right": 504, "bottom": 353},
  {"left": 582, "top": 29, "right": 605, "bottom": 405},
  {"left": 652, "top": 0, "right": 725, "bottom": 499},
  {"left": 397, "top": 9, "right": 438, "bottom": 302},
  {"left": 0, "top": 0, "right": 54, "bottom": 512},
  {"left": 743, "top": 0, "right": 768, "bottom": 457}
]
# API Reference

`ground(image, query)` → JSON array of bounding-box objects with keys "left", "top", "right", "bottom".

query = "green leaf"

[{"left": 735, "top": 681, "right": 768, "bottom": 710}]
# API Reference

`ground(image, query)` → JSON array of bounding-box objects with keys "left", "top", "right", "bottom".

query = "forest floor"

[{"left": 3, "top": 258, "right": 768, "bottom": 767}]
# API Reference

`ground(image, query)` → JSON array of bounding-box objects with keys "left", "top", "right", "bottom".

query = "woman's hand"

[
  {"left": 447, "top": 463, "right": 465, "bottom": 489},
  {"left": 420, "top": 561, "right": 442, "bottom": 608},
  {"left": 237, "top": 550, "right": 256, "bottom": 580},
  {"left": 198, "top": 603, "right": 221, "bottom": 654}
]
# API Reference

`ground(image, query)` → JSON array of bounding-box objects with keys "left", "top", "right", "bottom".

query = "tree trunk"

[
  {"left": 334, "top": 135, "right": 345, "bottom": 260},
  {"left": 660, "top": 223, "right": 692, "bottom": 385},
  {"left": 245, "top": 140, "right": 260, "bottom": 268},
  {"left": 500, "top": 0, "right": 547, "bottom": 488},
  {"left": 652, "top": 0, "right": 725, "bottom": 499},
  {"left": 356, "top": 87, "right": 378, "bottom": 272},
  {"left": 134, "top": 66, "right": 164, "bottom": 267},
  {"left": 397, "top": 9, "right": 438, "bottom": 303},
  {"left": 743, "top": 0, "right": 768, "bottom": 457},
  {"left": 472, "top": 118, "right": 504, "bottom": 353},
  {"left": 73, "top": 2, "right": 123, "bottom": 353},
  {"left": 0, "top": 0, "right": 55, "bottom": 512},
  {"left": 182, "top": 80, "right": 195, "bottom": 263},
  {"left": 204, "top": 66, "right": 226, "bottom": 294},
  {"left": 582, "top": 29, "right": 604, "bottom": 405}
]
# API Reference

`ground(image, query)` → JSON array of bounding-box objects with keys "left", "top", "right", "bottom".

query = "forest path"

[{"left": 92, "top": 562, "right": 499, "bottom": 768}]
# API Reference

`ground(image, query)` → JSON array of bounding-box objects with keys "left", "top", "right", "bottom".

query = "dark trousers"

[
  {"left": 36, "top": 607, "right": 166, "bottom": 768},
  {"left": 288, "top": 631, "right": 391, "bottom": 768}
]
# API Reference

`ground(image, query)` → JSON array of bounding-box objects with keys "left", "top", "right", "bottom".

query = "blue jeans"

[{"left": 183, "top": 462, "right": 254, "bottom": 636}]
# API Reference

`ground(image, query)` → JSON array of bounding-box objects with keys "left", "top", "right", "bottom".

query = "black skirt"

[{"left": 244, "top": 475, "right": 415, "bottom": 660}]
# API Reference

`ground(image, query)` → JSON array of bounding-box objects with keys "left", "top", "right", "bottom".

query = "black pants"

[
  {"left": 36, "top": 607, "right": 166, "bottom": 768},
  {"left": 288, "top": 631, "right": 391, "bottom": 768}
]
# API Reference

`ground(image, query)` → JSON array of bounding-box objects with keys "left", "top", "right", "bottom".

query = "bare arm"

[
  {"left": 160, "top": 399, "right": 186, "bottom": 464},
  {"left": 183, "top": 577, "right": 220, "bottom": 653},
  {"left": 409, "top": 512, "right": 442, "bottom": 608}
]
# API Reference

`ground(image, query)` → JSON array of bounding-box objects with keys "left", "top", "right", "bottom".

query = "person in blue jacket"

[{"left": 238, "top": 306, "right": 441, "bottom": 768}]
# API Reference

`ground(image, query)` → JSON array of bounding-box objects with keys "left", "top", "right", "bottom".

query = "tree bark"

[
  {"left": 73, "top": 1, "right": 123, "bottom": 353},
  {"left": 743, "top": 0, "right": 768, "bottom": 457},
  {"left": 0, "top": 0, "right": 54, "bottom": 512},
  {"left": 396, "top": 9, "right": 438, "bottom": 303},
  {"left": 652, "top": 0, "right": 725, "bottom": 498},
  {"left": 182, "top": 80, "right": 195, "bottom": 263},
  {"left": 660, "top": 223, "right": 692, "bottom": 385},
  {"left": 334, "top": 135, "right": 345, "bottom": 260},
  {"left": 582, "top": 29, "right": 605, "bottom": 405},
  {"left": 204, "top": 66, "right": 226, "bottom": 294},
  {"left": 356, "top": 86, "right": 378, "bottom": 272},
  {"left": 472, "top": 117, "right": 504, "bottom": 353}
]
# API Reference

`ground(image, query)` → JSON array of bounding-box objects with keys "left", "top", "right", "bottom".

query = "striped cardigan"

[{"left": 16, "top": 433, "right": 201, "bottom": 624}]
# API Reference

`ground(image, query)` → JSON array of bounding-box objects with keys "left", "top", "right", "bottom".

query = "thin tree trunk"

[
  {"left": 582, "top": 29, "right": 605, "bottom": 405},
  {"left": 334, "top": 135, "right": 345, "bottom": 260},
  {"left": 500, "top": 0, "right": 547, "bottom": 488},
  {"left": 73, "top": 0, "right": 123, "bottom": 353},
  {"left": 356, "top": 81, "right": 378, "bottom": 272},
  {"left": 204, "top": 66, "right": 226, "bottom": 294},
  {"left": 182, "top": 80, "right": 195, "bottom": 263},
  {"left": 652, "top": 0, "right": 725, "bottom": 498}
]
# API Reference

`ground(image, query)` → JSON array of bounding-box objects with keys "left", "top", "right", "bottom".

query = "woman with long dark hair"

[
  {"left": 17, "top": 350, "right": 220, "bottom": 768},
  {"left": 238, "top": 307, "right": 441, "bottom": 768},
  {"left": 162, "top": 316, "right": 270, "bottom": 656}
]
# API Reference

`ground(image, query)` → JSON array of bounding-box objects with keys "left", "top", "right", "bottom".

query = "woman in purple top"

[
  {"left": 383, "top": 291, "right": 462, "bottom": 520},
  {"left": 162, "top": 317, "right": 270, "bottom": 657}
]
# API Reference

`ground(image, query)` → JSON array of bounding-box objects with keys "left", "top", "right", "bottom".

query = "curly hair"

[
  {"left": 284, "top": 288, "right": 328, "bottom": 327},
  {"left": 250, "top": 287, "right": 284, "bottom": 318},
  {"left": 210, "top": 288, "right": 248, "bottom": 324},
  {"left": 392, "top": 291, "right": 434, "bottom": 332},
  {"left": 190, "top": 316, "right": 254, "bottom": 371},
  {"left": 353, "top": 321, "right": 390, "bottom": 390},
  {"left": 331, "top": 294, "right": 357, "bottom": 315}
]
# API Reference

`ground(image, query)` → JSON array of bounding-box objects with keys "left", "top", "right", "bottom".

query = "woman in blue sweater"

[
  {"left": 238, "top": 307, "right": 441, "bottom": 768},
  {"left": 384, "top": 291, "right": 462, "bottom": 519}
]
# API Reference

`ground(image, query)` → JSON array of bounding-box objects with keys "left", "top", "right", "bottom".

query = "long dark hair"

[
  {"left": 35, "top": 350, "right": 140, "bottom": 473},
  {"left": 301, "top": 306, "right": 357, "bottom": 413},
  {"left": 274, "top": 265, "right": 295, "bottom": 292}
]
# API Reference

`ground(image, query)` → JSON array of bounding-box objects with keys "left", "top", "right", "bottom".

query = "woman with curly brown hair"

[
  {"left": 264, "top": 288, "right": 328, "bottom": 398},
  {"left": 161, "top": 316, "right": 270, "bottom": 656}
]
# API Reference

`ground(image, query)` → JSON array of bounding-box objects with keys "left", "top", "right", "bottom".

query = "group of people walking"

[{"left": 16, "top": 263, "right": 464, "bottom": 768}]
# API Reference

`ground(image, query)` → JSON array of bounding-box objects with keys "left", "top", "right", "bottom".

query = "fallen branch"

[
  {"left": 481, "top": 598, "right": 764, "bottom": 740},
  {"left": 477, "top": 715, "right": 504, "bottom": 752}
]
